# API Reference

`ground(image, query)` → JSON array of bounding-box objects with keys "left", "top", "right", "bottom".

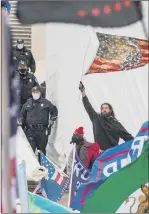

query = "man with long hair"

[{"left": 79, "top": 81, "right": 134, "bottom": 152}]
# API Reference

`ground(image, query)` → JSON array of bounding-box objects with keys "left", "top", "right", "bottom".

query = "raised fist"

[{"left": 79, "top": 81, "right": 85, "bottom": 92}]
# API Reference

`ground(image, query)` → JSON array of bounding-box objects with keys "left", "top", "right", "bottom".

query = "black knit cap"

[{"left": 70, "top": 133, "right": 84, "bottom": 145}]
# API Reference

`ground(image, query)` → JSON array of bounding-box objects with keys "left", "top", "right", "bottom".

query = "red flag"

[{"left": 86, "top": 33, "right": 149, "bottom": 74}]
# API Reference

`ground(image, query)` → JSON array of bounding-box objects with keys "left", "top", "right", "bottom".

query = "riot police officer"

[
  {"left": 13, "top": 39, "right": 36, "bottom": 73},
  {"left": 17, "top": 60, "right": 39, "bottom": 110},
  {"left": 19, "top": 86, "right": 58, "bottom": 155}
]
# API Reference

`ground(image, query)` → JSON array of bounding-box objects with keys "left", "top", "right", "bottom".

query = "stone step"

[{"left": 27, "top": 180, "right": 38, "bottom": 193}]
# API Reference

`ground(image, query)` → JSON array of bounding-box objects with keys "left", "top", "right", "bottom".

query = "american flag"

[
  {"left": 36, "top": 152, "right": 70, "bottom": 202},
  {"left": 87, "top": 33, "right": 149, "bottom": 74},
  {"left": 1, "top": 8, "right": 19, "bottom": 213}
]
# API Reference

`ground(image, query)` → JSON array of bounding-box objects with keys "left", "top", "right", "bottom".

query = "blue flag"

[
  {"left": 38, "top": 152, "right": 70, "bottom": 202},
  {"left": 70, "top": 121, "right": 149, "bottom": 211},
  {"left": 70, "top": 153, "right": 90, "bottom": 204},
  {"left": 6, "top": 0, "right": 11, "bottom": 13},
  {"left": 28, "top": 191, "right": 71, "bottom": 213},
  {"left": 17, "top": 161, "right": 29, "bottom": 212}
]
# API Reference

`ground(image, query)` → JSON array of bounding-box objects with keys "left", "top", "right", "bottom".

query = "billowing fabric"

[
  {"left": 16, "top": 1, "right": 142, "bottom": 27},
  {"left": 87, "top": 32, "right": 149, "bottom": 74}
]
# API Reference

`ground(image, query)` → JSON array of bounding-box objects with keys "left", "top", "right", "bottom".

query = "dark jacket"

[
  {"left": 40, "top": 81, "right": 46, "bottom": 98},
  {"left": 19, "top": 72, "right": 39, "bottom": 106},
  {"left": 20, "top": 97, "right": 58, "bottom": 126},
  {"left": 82, "top": 96, "right": 134, "bottom": 150},
  {"left": 13, "top": 46, "right": 36, "bottom": 73},
  {"left": 76, "top": 141, "right": 100, "bottom": 169}
]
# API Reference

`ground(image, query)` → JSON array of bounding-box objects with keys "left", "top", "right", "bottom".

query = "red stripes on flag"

[
  {"left": 51, "top": 171, "right": 67, "bottom": 187},
  {"left": 87, "top": 34, "right": 149, "bottom": 74}
]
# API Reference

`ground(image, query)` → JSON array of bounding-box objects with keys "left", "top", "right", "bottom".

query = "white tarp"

[
  {"left": 45, "top": 2, "right": 148, "bottom": 166},
  {"left": 16, "top": 127, "right": 48, "bottom": 181}
]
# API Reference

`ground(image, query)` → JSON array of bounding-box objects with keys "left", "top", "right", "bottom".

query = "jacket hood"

[{"left": 84, "top": 141, "right": 100, "bottom": 151}]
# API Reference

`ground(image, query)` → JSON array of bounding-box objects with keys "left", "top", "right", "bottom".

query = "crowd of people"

[
  {"left": 9, "top": 34, "right": 136, "bottom": 178},
  {"left": 1, "top": 0, "right": 134, "bottom": 170},
  {"left": 13, "top": 38, "right": 134, "bottom": 169}
]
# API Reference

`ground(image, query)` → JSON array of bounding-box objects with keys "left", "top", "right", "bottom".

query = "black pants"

[{"left": 25, "top": 126, "right": 48, "bottom": 156}]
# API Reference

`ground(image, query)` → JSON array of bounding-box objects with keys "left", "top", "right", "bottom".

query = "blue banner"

[
  {"left": 70, "top": 121, "right": 149, "bottom": 211},
  {"left": 17, "top": 160, "right": 29, "bottom": 212},
  {"left": 70, "top": 153, "right": 90, "bottom": 202},
  {"left": 28, "top": 191, "right": 71, "bottom": 213}
]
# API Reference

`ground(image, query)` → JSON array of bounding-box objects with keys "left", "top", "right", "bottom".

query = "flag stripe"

[
  {"left": 142, "top": 53, "right": 149, "bottom": 59},
  {"left": 80, "top": 183, "right": 92, "bottom": 206},
  {"left": 57, "top": 174, "right": 64, "bottom": 185},
  {"left": 59, "top": 177, "right": 66, "bottom": 187},
  {"left": 55, "top": 172, "right": 61, "bottom": 183},
  {"left": 140, "top": 127, "right": 149, "bottom": 132}
]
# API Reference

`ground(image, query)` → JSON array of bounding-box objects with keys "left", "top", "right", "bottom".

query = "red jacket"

[{"left": 76, "top": 141, "right": 100, "bottom": 169}]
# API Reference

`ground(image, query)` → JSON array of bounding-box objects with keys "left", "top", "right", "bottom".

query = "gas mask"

[
  {"left": 32, "top": 92, "right": 41, "bottom": 100},
  {"left": 17, "top": 44, "right": 24, "bottom": 50}
]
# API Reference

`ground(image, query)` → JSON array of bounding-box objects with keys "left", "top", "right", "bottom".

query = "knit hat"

[
  {"left": 70, "top": 127, "right": 84, "bottom": 144},
  {"left": 73, "top": 127, "right": 84, "bottom": 136}
]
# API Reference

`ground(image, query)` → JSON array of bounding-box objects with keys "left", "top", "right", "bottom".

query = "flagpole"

[{"left": 67, "top": 145, "right": 76, "bottom": 209}]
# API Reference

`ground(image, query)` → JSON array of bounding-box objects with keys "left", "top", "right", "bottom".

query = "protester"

[
  {"left": 13, "top": 39, "right": 36, "bottom": 73},
  {"left": 17, "top": 60, "right": 39, "bottom": 111},
  {"left": 70, "top": 127, "right": 100, "bottom": 169},
  {"left": 19, "top": 86, "right": 58, "bottom": 155},
  {"left": 79, "top": 81, "right": 134, "bottom": 152}
]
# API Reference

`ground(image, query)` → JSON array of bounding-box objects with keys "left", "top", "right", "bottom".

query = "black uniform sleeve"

[
  {"left": 49, "top": 102, "right": 58, "bottom": 121},
  {"left": 29, "top": 51, "right": 36, "bottom": 73},
  {"left": 82, "top": 96, "right": 98, "bottom": 121},
  {"left": 32, "top": 75, "right": 39, "bottom": 87},
  {"left": 19, "top": 102, "right": 27, "bottom": 125},
  {"left": 118, "top": 122, "right": 134, "bottom": 142}
]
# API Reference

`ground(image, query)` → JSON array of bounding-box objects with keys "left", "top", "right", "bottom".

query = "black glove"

[
  {"left": 47, "top": 125, "right": 52, "bottom": 136},
  {"left": 79, "top": 81, "right": 85, "bottom": 92}
]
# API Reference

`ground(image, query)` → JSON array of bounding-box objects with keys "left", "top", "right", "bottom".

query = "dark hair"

[
  {"left": 70, "top": 133, "right": 84, "bottom": 145},
  {"left": 101, "top": 103, "right": 116, "bottom": 118}
]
